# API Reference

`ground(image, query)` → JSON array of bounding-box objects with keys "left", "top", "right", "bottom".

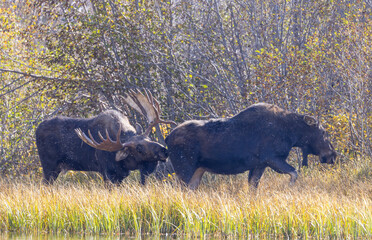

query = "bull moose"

[
  {"left": 165, "top": 103, "right": 337, "bottom": 189},
  {"left": 36, "top": 89, "right": 174, "bottom": 184}
]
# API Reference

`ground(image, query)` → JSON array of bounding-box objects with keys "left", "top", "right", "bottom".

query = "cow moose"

[
  {"left": 165, "top": 103, "right": 337, "bottom": 189},
  {"left": 36, "top": 89, "right": 175, "bottom": 185}
]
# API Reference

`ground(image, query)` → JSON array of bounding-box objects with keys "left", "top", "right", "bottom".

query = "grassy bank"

[{"left": 0, "top": 158, "right": 371, "bottom": 239}]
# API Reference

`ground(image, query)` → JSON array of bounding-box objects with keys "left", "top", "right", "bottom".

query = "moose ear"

[
  {"left": 304, "top": 115, "right": 318, "bottom": 126},
  {"left": 115, "top": 147, "right": 130, "bottom": 161},
  {"left": 135, "top": 123, "right": 143, "bottom": 135}
]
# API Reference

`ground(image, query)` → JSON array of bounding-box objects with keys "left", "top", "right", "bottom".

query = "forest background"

[{"left": 0, "top": 0, "right": 371, "bottom": 179}]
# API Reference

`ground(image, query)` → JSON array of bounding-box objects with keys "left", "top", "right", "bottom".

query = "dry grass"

[{"left": 0, "top": 158, "right": 371, "bottom": 239}]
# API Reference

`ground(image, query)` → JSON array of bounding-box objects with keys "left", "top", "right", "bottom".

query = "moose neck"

[{"left": 289, "top": 114, "right": 314, "bottom": 149}]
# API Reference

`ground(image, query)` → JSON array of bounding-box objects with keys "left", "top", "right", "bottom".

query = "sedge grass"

[{"left": 0, "top": 158, "right": 371, "bottom": 239}]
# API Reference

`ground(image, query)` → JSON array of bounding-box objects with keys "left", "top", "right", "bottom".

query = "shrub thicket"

[{"left": 0, "top": 0, "right": 371, "bottom": 177}]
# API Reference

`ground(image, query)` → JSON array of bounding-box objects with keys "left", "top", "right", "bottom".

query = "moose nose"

[{"left": 320, "top": 153, "right": 336, "bottom": 164}]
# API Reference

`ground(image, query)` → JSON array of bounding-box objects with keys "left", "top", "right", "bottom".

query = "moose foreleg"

[
  {"left": 266, "top": 159, "right": 298, "bottom": 185},
  {"left": 188, "top": 167, "right": 206, "bottom": 190}
]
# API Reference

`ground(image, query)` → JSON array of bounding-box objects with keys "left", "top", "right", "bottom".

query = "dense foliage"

[{"left": 0, "top": 0, "right": 371, "bottom": 177}]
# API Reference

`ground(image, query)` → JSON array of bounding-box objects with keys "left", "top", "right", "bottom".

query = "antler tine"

[
  {"left": 122, "top": 90, "right": 144, "bottom": 117},
  {"left": 143, "top": 89, "right": 160, "bottom": 118},
  {"left": 129, "top": 89, "right": 149, "bottom": 117},
  {"left": 116, "top": 125, "right": 122, "bottom": 142},
  {"left": 75, "top": 127, "right": 123, "bottom": 152},
  {"left": 75, "top": 128, "right": 95, "bottom": 146},
  {"left": 127, "top": 88, "right": 158, "bottom": 123},
  {"left": 143, "top": 88, "right": 153, "bottom": 104},
  {"left": 138, "top": 89, "right": 162, "bottom": 136},
  {"left": 153, "top": 96, "right": 161, "bottom": 117},
  {"left": 122, "top": 88, "right": 177, "bottom": 136},
  {"left": 98, "top": 131, "right": 105, "bottom": 142},
  {"left": 143, "top": 89, "right": 176, "bottom": 126},
  {"left": 105, "top": 129, "right": 114, "bottom": 142},
  {"left": 88, "top": 129, "right": 101, "bottom": 146}
]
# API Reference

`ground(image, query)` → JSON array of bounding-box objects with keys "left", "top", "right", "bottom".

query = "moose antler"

[
  {"left": 75, "top": 126, "right": 124, "bottom": 152},
  {"left": 122, "top": 89, "right": 176, "bottom": 136}
]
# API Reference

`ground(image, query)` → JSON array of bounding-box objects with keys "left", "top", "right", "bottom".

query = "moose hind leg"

[
  {"left": 248, "top": 167, "right": 266, "bottom": 188},
  {"left": 266, "top": 159, "right": 298, "bottom": 185},
  {"left": 42, "top": 168, "right": 61, "bottom": 184}
]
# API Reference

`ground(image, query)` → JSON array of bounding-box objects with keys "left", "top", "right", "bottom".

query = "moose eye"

[{"left": 136, "top": 144, "right": 145, "bottom": 154}]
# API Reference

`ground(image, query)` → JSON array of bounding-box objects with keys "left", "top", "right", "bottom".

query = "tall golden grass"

[{"left": 0, "top": 157, "right": 371, "bottom": 238}]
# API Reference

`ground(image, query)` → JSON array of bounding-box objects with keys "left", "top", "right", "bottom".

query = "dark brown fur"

[
  {"left": 36, "top": 110, "right": 167, "bottom": 184},
  {"left": 165, "top": 103, "right": 336, "bottom": 189}
]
